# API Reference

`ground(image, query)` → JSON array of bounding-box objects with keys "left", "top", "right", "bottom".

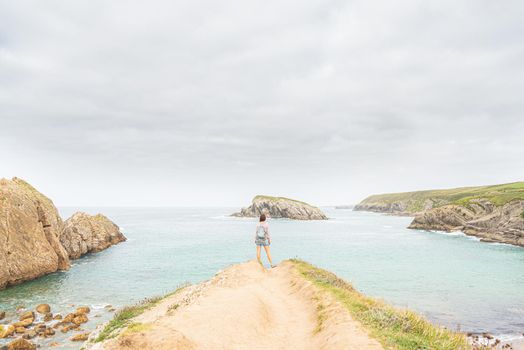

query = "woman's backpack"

[{"left": 256, "top": 225, "right": 266, "bottom": 239}]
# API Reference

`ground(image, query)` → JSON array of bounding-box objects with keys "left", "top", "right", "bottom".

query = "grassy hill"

[{"left": 358, "top": 182, "right": 524, "bottom": 213}]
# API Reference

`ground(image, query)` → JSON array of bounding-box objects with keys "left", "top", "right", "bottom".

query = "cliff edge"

[{"left": 0, "top": 177, "right": 126, "bottom": 289}]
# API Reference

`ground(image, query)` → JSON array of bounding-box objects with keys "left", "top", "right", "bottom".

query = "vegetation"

[
  {"left": 290, "top": 259, "right": 472, "bottom": 350},
  {"left": 359, "top": 182, "right": 524, "bottom": 212},
  {"left": 253, "top": 195, "right": 313, "bottom": 206},
  {"left": 95, "top": 285, "right": 188, "bottom": 342}
]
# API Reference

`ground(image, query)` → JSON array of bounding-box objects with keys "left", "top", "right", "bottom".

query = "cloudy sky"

[{"left": 1, "top": 0, "right": 523, "bottom": 207}]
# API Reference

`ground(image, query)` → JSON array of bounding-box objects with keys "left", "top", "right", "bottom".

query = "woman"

[{"left": 254, "top": 214, "right": 275, "bottom": 268}]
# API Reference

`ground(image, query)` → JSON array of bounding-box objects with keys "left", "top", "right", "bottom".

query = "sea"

[{"left": 1, "top": 207, "right": 523, "bottom": 349}]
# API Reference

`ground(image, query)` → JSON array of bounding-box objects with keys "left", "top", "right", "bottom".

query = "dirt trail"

[{"left": 100, "top": 261, "right": 384, "bottom": 350}]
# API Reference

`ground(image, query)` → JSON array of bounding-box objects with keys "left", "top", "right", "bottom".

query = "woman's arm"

[{"left": 265, "top": 225, "right": 271, "bottom": 244}]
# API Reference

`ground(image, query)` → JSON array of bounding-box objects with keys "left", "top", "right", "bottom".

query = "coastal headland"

[{"left": 354, "top": 182, "right": 524, "bottom": 247}]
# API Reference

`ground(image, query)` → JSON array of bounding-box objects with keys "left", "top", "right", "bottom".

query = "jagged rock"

[
  {"left": 0, "top": 311, "right": 5, "bottom": 320},
  {"left": 35, "top": 304, "right": 50, "bottom": 314},
  {"left": 60, "top": 212, "right": 126, "bottom": 259},
  {"left": 0, "top": 178, "right": 70, "bottom": 289},
  {"left": 43, "top": 313, "right": 53, "bottom": 322},
  {"left": 75, "top": 306, "right": 90, "bottom": 315},
  {"left": 18, "top": 312, "right": 33, "bottom": 322},
  {"left": 12, "top": 319, "right": 33, "bottom": 328},
  {"left": 53, "top": 314, "right": 62, "bottom": 320},
  {"left": 6, "top": 338, "right": 36, "bottom": 350},
  {"left": 72, "top": 314, "right": 88, "bottom": 325},
  {"left": 355, "top": 183, "right": 524, "bottom": 247},
  {"left": 71, "top": 332, "right": 90, "bottom": 341},
  {"left": 21, "top": 330, "right": 36, "bottom": 340},
  {"left": 232, "top": 196, "right": 327, "bottom": 220},
  {"left": 0, "top": 178, "right": 126, "bottom": 289},
  {"left": 409, "top": 200, "right": 524, "bottom": 246},
  {"left": 0, "top": 325, "right": 15, "bottom": 338},
  {"left": 63, "top": 313, "right": 75, "bottom": 323}
]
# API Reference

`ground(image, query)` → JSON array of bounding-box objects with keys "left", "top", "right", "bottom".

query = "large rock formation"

[
  {"left": 60, "top": 212, "right": 126, "bottom": 259},
  {"left": 0, "top": 178, "right": 70, "bottom": 289},
  {"left": 232, "top": 195, "right": 327, "bottom": 220},
  {"left": 409, "top": 200, "right": 524, "bottom": 246},
  {"left": 354, "top": 182, "right": 524, "bottom": 247},
  {"left": 0, "top": 177, "right": 126, "bottom": 289}
]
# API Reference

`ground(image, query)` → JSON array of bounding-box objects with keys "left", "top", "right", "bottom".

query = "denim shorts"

[{"left": 256, "top": 242, "right": 269, "bottom": 247}]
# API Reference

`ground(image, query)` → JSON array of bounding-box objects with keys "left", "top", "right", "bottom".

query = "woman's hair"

[{"left": 259, "top": 214, "right": 266, "bottom": 222}]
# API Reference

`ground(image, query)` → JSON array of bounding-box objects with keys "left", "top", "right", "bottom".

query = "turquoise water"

[{"left": 1, "top": 207, "right": 524, "bottom": 348}]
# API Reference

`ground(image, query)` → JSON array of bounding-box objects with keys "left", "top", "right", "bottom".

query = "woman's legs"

[
  {"left": 256, "top": 245, "right": 262, "bottom": 265},
  {"left": 263, "top": 245, "right": 273, "bottom": 266}
]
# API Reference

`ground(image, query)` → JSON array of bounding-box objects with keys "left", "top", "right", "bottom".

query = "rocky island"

[
  {"left": 232, "top": 195, "right": 327, "bottom": 220},
  {"left": 354, "top": 182, "right": 524, "bottom": 247},
  {"left": 0, "top": 177, "right": 126, "bottom": 289}
]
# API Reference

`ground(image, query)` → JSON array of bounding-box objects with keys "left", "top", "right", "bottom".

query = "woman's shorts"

[{"left": 255, "top": 238, "right": 269, "bottom": 246}]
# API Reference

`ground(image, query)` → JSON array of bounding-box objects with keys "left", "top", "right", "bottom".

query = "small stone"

[
  {"left": 75, "top": 306, "right": 90, "bottom": 315},
  {"left": 35, "top": 304, "right": 50, "bottom": 314},
  {"left": 0, "top": 311, "right": 5, "bottom": 320},
  {"left": 15, "top": 306, "right": 25, "bottom": 312},
  {"left": 61, "top": 324, "right": 79, "bottom": 333},
  {"left": 53, "top": 314, "right": 62, "bottom": 320},
  {"left": 104, "top": 305, "right": 113, "bottom": 309},
  {"left": 12, "top": 318, "right": 33, "bottom": 328},
  {"left": 49, "top": 342, "right": 60, "bottom": 348},
  {"left": 6, "top": 338, "right": 36, "bottom": 350},
  {"left": 63, "top": 313, "right": 75, "bottom": 323},
  {"left": 33, "top": 325, "right": 46, "bottom": 333},
  {"left": 18, "top": 312, "right": 34, "bottom": 322},
  {"left": 71, "top": 332, "right": 90, "bottom": 341},
  {"left": 44, "top": 328, "right": 55, "bottom": 336},
  {"left": 43, "top": 313, "right": 53, "bottom": 322},
  {"left": 21, "top": 330, "right": 37, "bottom": 340},
  {"left": 0, "top": 325, "right": 16, "bottom": 338},
  {"left": 108, "top": 308, "right": 116, "bottom": 312},
  {"left": 72, "top": 314, "right": 88, "bottom": 325},
  {"left": 15, "top": 328, "right": 26, "bottom": 334}
]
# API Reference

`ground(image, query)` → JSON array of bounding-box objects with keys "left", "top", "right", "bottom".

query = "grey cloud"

[{"left": 1, "top": 0, "right": 523, "bottom": 206}]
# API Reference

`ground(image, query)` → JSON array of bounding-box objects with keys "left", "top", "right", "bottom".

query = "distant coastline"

[{"left": 354, "top": 182, "right": 524, "bottom": 247}]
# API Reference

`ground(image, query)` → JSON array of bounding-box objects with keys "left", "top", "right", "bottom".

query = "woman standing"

[{"left": 254, "top": 214, "right": 275, "bottom": 268}]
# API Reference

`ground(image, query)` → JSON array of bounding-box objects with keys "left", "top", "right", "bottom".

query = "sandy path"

[{"left": 101, "top": 261, "right": 384, "bottom": 350}]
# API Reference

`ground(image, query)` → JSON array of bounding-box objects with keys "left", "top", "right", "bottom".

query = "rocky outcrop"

[
  {"left": 232, "top": 195, "right": 327, "bottom": 220},
  {"left": 0, "top": 178, "right": 70, "bottom": 289},
  {"left": 60, "top": 212, "right": 126, "bottom": 259},
  {"left": 409, "top": 200, "right": 524, "bottom": 246},
  {"left": 0, "top": 177, "right": 126, "bottom": 290},
  {"left": 355, "top": 184, "right": 524, "bottom": 247}
]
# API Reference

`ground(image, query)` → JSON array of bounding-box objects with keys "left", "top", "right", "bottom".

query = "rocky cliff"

[
  {"left": 354, "top": 182, "right": 524, "bottom": 247},
  {"left": 60, "top": 212, "right": 126, "bottom": 259},
  {"left": 0, "top": 178, "right": 70, "bottom": 289},
  {"left": 232, "top": 195, "right": 327, "bottom": 220},
  {"left": 0, "top": 177, "right": 126, "bottom": 289},
  {"left": 409, "top": 200, "right": 524, "bottom": 246}
]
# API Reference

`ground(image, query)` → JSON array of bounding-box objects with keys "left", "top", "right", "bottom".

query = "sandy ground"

[{"left": 98, "top": 260, "right": 384, "bottom": 350}]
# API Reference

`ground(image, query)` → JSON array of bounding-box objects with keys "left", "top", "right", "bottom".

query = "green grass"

[
  {"left": 358, "top": 182, "right": 524, "bottom": 213},
  {"left": 253, "top": 195, "right": 314, "bottom": 207},
  {"left": 290, "top": 259, "right": 472, "bottom": 350},
  {"left": 521, "top": 211, "right": 524, "bottom": 219},
  {"left": 95, "top": 285, "right": 188, "bottom": 342}
]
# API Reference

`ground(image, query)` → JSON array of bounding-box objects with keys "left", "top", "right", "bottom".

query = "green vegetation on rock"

[
  {"left": 95, "top": 286, "right": 187, "bottom": 342},
  {"left": 359, "top": 182, "right": 524, "bottom": 212},
  {"left": 291, "top": 259, "right": 471, "bottom": 350},
  {"left": 253, "top": 195, "right": 312, "bottom": 206}
]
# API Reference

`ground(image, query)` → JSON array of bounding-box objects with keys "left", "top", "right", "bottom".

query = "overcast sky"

[{"left": 1, "top": 0, "right": 523, "bottom": 207}]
